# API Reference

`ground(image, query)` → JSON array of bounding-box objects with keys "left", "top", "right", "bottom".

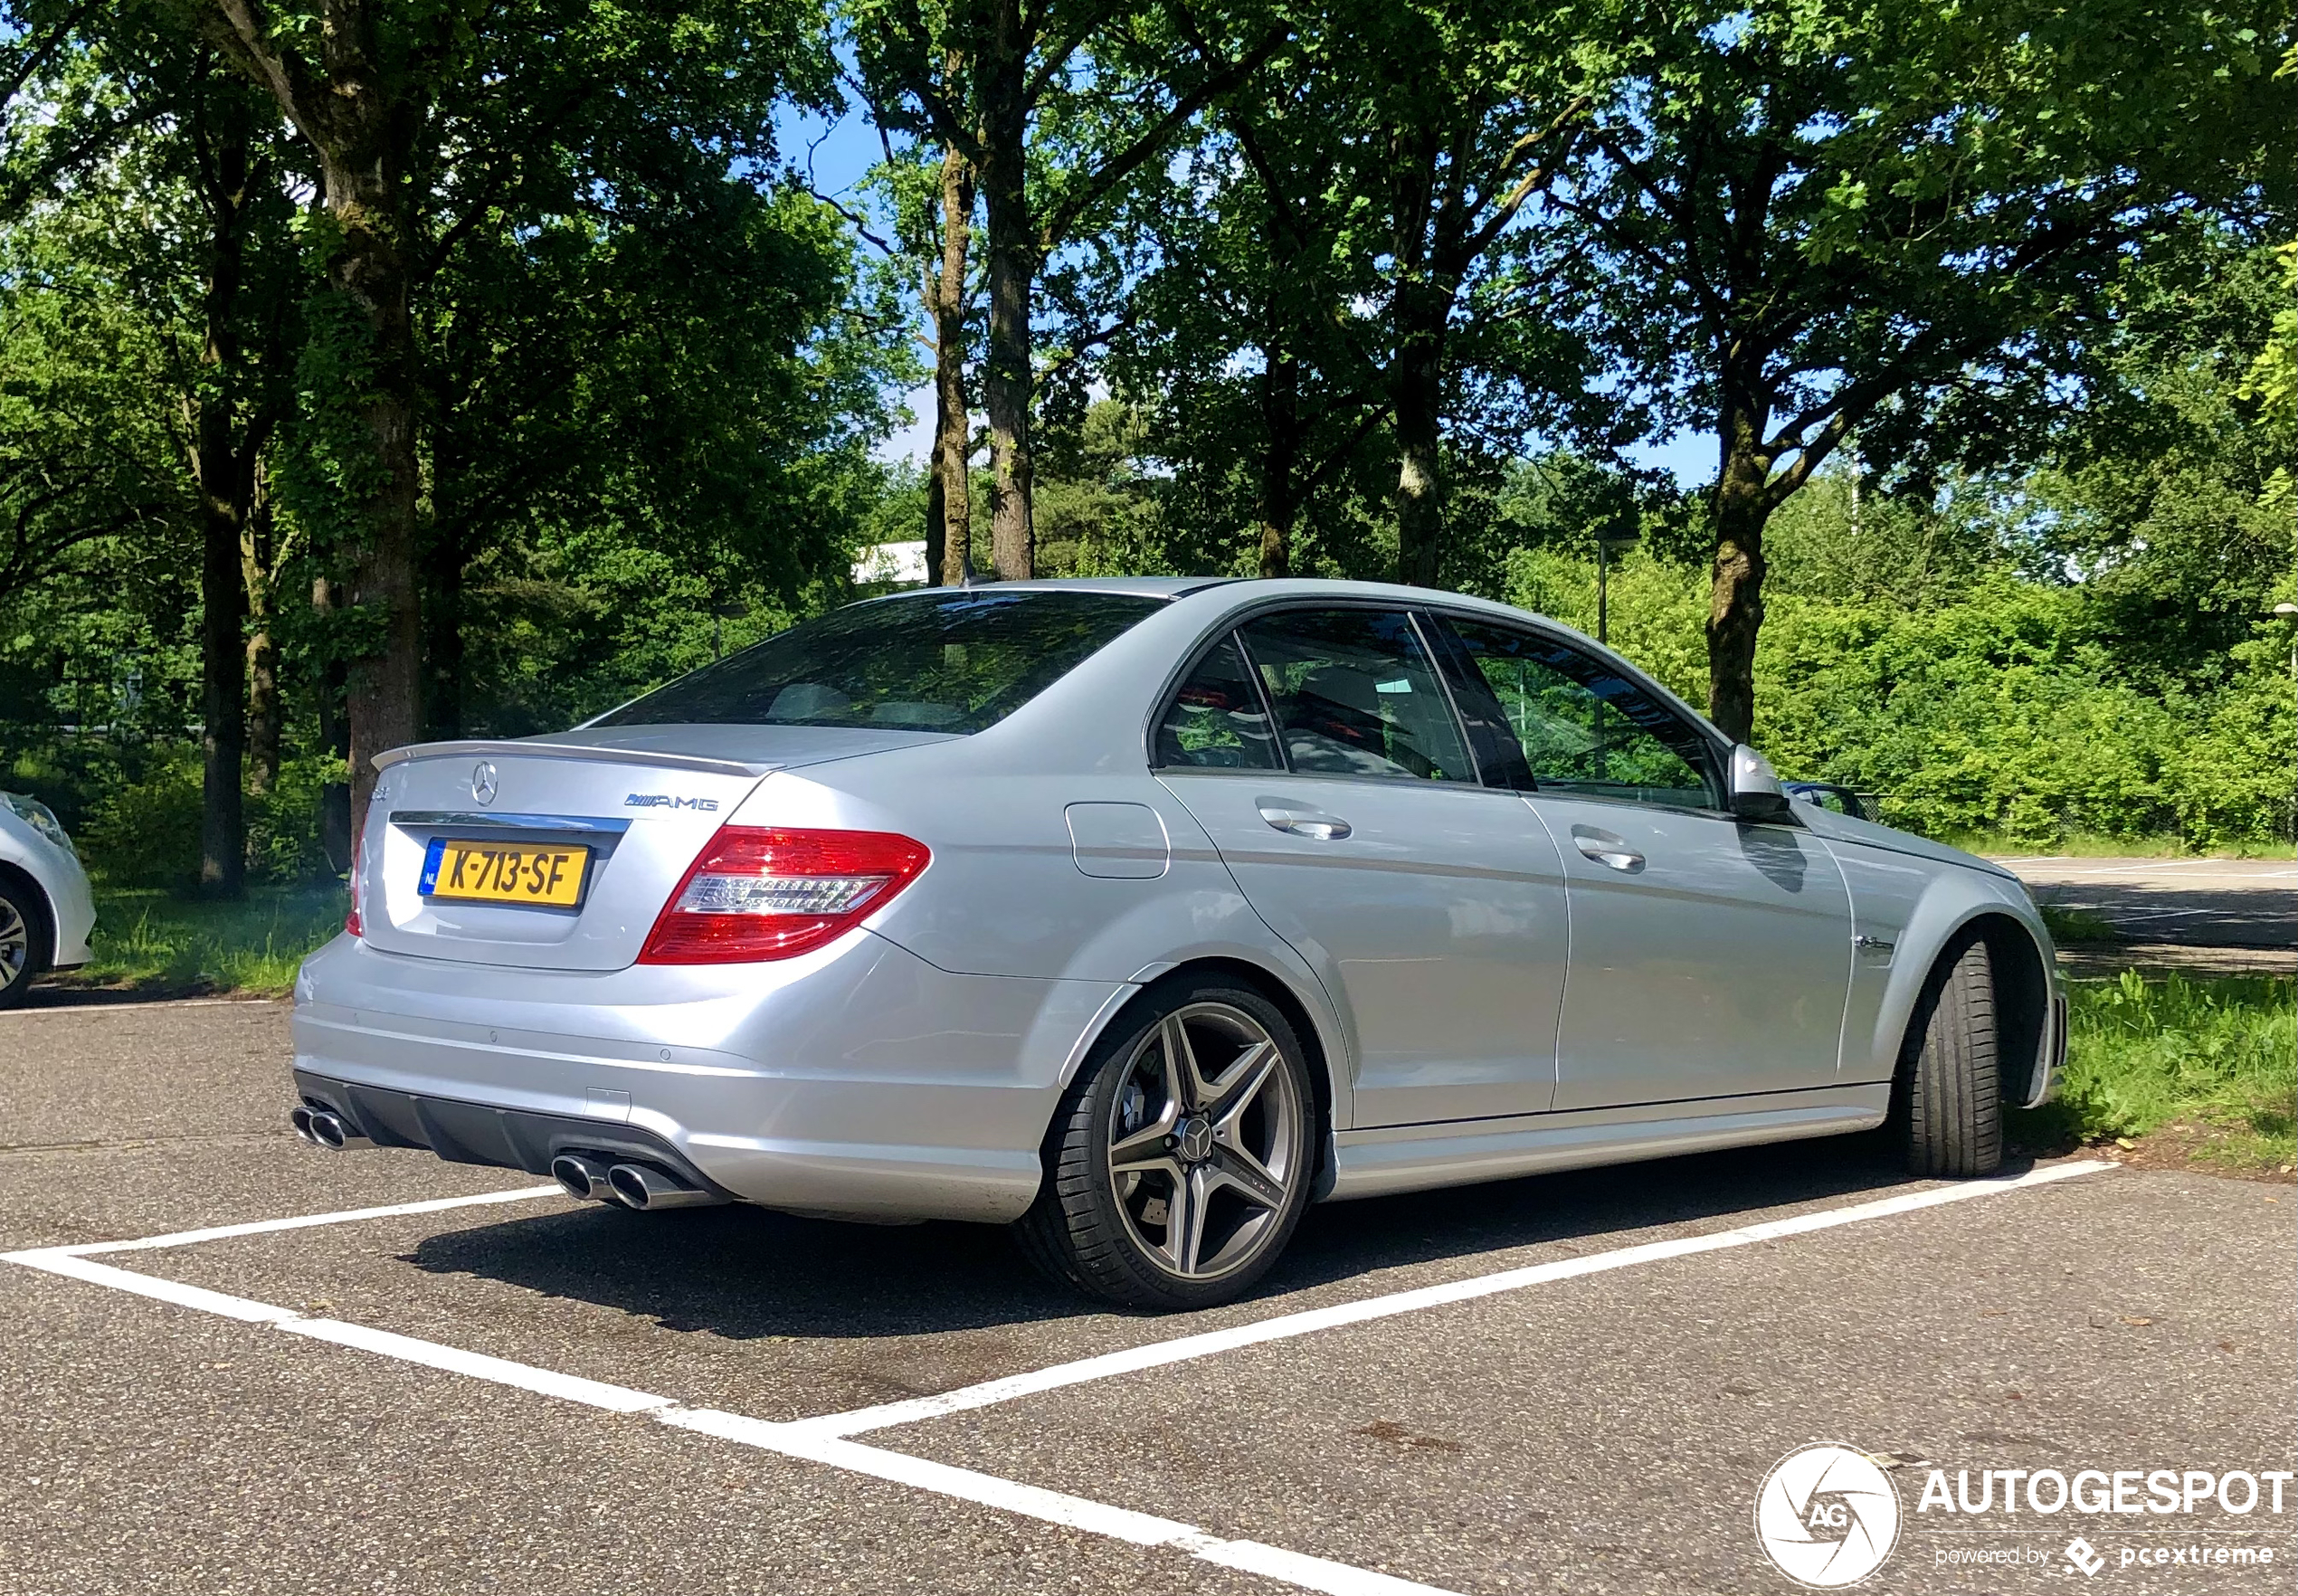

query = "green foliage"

[
  {"left": 74, "top": 750, "right": 338, "bottom": 888},
  {"left": 1504, "top": 489, "right": 2294, "bottom": 851},
  {"left": 2012, "top": 972, "right": 2297, "bottom": 1170},
  {"left": 70, "top": 884, "right": 347, "bottom": 994}
]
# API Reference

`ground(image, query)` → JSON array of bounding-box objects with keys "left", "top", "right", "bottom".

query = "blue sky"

[{"left": 774, "top": 102, "right": 1716, "bottom": 487}]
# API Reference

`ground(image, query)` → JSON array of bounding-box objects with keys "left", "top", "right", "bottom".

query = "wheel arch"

[
  {"left": 1892, "top": 905, "right": 2057, "bottom": 1109},
  {"left": 1059, "top": 955, "right": 1345, "bottom": 1202}
]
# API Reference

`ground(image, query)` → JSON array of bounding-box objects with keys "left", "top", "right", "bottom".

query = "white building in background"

[{"left": 853, "top": 541, "right": 927, "bottom": 587}]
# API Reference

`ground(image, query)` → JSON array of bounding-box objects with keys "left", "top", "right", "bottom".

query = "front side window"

[
  {"left": 1154, "top": 636, "right": 1283, "bottom": 769},
  {"left": 593, "top": 590, "right": 1164, "bottom": 734},
  {"left": 1446, "top": 619, "right": 1716, "bottom": 808},
  {"left": 1237, "top": 609, "right": 1474, "bottom": 782}
]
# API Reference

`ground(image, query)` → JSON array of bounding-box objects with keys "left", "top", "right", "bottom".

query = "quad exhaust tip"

[
  {"left": 290, "top": 1105, "right": 371, "bottom": 1151},
  {"left": 553, "top": 1152, "right": 721, "bottom": 1211},
  {"left": 604, "top": 1161, "right": 724, "bottom": 1211},
  {"left": 551, "top": 1154, "right": 614, "bottom": 1202}
]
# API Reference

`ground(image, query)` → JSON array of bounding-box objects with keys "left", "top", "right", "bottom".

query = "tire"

[
  {"left": 0, "top": 878, "right": 46, "bottom": 1012},
  {"left": 1895, "top": 930, "right": 2003, "bottom": 1178},
  {"left": 1015, "top": 975, "right": 1316, "bottom": 1310}
]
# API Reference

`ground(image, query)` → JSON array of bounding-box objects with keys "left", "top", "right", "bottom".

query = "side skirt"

[{"left": 1325, "top": 1084, "right": 1891, "bottom": 1202}]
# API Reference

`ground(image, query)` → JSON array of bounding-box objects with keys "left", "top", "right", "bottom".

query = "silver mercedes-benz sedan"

[{"left": 290, "top": 577, "right": 2064, "bottom": 1308}]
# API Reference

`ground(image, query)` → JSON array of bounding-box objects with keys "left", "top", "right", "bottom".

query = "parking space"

[
  {"left": 5, "top": 1000, "right": 2293, "bottom": 1595},
  {"left": 1999, "top": 857, "right": 2297, "bottom": 951}
]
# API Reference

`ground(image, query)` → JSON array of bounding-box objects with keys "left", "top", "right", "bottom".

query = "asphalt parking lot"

[
  {"left": 1999, "top": 857, "right": 2297, "bottom": 953},
  {"left": 4, "top": 999, "right": 2293, "bottom": 1596}
]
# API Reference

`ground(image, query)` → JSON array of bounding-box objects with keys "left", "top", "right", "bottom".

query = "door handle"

[
  {"left": 1258, "top": 803, "right": 1352, "bottom": 841},
  {"left": 1572, "top": 827, "right": 1644, "bottom": 872}
]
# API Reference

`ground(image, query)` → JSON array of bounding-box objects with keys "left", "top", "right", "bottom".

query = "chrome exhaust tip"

[
  {"left": 605, "top": 1163, "right": 724, "bottom": 1211},
  {"left": 551, "top": 1154, "right": 614, "bottom": 1202},
  {"left": 289, "top": 1105, "right": 321, "bottom": 1146},
  {"left": 302, "top": 1109, "right": 372, "bottom": 1151}
]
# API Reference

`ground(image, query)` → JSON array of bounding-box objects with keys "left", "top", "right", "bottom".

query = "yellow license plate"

[{"left": 420, "top": 838, "right": 591, "bottom": 907}]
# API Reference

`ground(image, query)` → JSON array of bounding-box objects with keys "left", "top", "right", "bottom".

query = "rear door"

[
  {"left": 1434, "top": 617, "right": 1853, "bottom": 1111},
  {"left": 357, "top": 746, "right": 764, "bottom": 971},
  {"left": 1154, "top": 608, "right": 1571, "bottom": 1126}
]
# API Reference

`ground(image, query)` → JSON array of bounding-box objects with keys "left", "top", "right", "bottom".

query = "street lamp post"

[{"left": 1596, "top": 527, "right": 1642, "bottom": 647}]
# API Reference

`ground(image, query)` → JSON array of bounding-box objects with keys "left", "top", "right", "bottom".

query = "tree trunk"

[
  {"left": 313, "top": 575, "right": 354, "bottom": 872},
  {"left": 330, "top": 199, "right": 424, "bottom": 812},
  {"left": 244, "top": 624, "right": 279, "bottom": 794},
  {"left": 195, "top": 112, "right": 250, "bottom": 898},
  {"left": 1257, "top": 346, "right": 1299, "bottom": 579},
  {"left": 197, "top": 490, "right": 247, "bottom": 895},
  {"left": 924, "top": 432, "right": 946, "bottom": 586},
  {"left": 1705, "top": 406, "right": 1772, "bottom": 746},
  {"left": 1391, "top": 283, "right": 1446, "bottom": 588},
  {"left": 422, "top": 515, "right": 463, "bottom": 739},
  {"left": 932, "top": 139, "right": 974, "bottom": 584},
  {"left": 204, "top": 3, "right": 427, "bottom": 812},
  {"left": 976, "top": 5, "right": 1034, "bottom": 582},
  {"left": 242, "top": 469, "right": 280, "bottom": 795}
]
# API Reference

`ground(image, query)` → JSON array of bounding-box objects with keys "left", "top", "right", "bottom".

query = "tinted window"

[
  {"left": 1238, "top": 609, "right": 1474, "bottom": 782},
  {"left": 1448, "top": 620, "right": 1715, "bottom": 807},
  {"left": 1155, "top": 636, "right": 1282, "bottom": 769},
  {"left": 595, "top": 591, "right": 1163, "bottom": 734}
]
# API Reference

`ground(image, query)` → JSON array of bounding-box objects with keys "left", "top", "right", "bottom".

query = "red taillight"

[
  {"left": 637, "top": 826, "right": 930, "bottom": 964},
  {"left": 345, "top": 809, "right": 366, "bottom": 938}
]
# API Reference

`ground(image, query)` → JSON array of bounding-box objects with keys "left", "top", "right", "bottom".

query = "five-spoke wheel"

[
  {"left": 1018, "top": 976, "right": 1315, "bottom": 1308},
  {"left": 0, "top": 883, "right": 40, "bottom": 1011}
]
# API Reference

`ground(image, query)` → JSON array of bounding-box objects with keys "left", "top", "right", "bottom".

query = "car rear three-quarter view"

[{"left": 292, "top": 577, "right": 2065, "bottom": 1310}]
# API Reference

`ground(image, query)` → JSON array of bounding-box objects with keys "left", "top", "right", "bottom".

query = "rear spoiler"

[{"left": 370, "top": 739, "right": 774, "bottom": 780}]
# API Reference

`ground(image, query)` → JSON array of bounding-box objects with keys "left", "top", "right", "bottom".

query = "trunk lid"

[{"left": 356, "top": 728, "right": 950, "bottom": 970}]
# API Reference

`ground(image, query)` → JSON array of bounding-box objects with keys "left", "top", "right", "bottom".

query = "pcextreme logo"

[{"left": 1755, "top": 1443, "right": 1904, "bottom": 1589}]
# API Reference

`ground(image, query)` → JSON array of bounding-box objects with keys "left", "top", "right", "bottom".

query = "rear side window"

[
  {"left": 1237, "top": 609, "right": 1475, "bottom": 783},
  {"left": 1445, "top": 619, "right": 1717, "bottom": 808},
  {"left": 594, "top": 591, "right": 1163, "bottom": 734},
  {"left": 1154, "top": 636, "right": 1282, "bottom": 769}
]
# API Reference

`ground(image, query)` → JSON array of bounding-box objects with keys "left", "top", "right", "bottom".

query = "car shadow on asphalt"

[{"left": 400, "top": 1132, "right": 2009, "bottom": 1341}]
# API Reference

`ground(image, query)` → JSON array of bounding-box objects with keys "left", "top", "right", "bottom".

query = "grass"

[
  {"left": 63, "top": 884, "right": 348, "bottom": 996},
  {"left": 2012, "top": 970, "right": 2298, "bottom": 1174},
  {"left": 1965, "top": 831, "right": 2290, "bottom": 860}
]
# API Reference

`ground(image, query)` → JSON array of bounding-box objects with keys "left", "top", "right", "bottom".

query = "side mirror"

[{"left": 1728, "top": 745, "right": 1794, "bottom": 823}]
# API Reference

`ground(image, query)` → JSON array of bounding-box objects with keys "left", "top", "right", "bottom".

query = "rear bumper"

[{"left": 290, "top": 931, "right": 1132, "bottom": 1222}]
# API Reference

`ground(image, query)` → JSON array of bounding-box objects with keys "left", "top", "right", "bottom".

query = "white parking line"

[
  {"left": 1, "top": 1159, "right": 2116, "bottom": 1596},
  {"left": 2, "top": 1242, "right": 1453, "bottom": 1596},
  {"left": 794, "top": 1160, "right": 2115, "bottom": 1439},
  {"left": 64, "top": 1183, "right": 564, "bottom": 1255}
]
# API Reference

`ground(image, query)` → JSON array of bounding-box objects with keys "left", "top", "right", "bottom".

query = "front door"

[
  {"left": 1437, "top": 617, "right": 1854, "bottom": 1111},
  {"left": 1153, "top": 609, "right": 1570, "bottom": 1126}
]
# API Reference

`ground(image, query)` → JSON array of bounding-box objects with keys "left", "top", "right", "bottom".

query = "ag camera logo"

[{"left": 1755, "top": 1443, "right": 1904, "bottom": 1588}]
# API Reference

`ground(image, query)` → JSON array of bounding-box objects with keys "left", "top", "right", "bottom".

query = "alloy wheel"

[
  {"left": 0, "top": 898, "right": 28, "bottom": 986},
  {"left": 1105, "top": 1001, "right": 1305, "bottom": 1281}
]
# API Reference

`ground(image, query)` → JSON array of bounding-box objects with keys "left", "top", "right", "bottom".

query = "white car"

[{"left": 0, "top": 792, "right": 96, "bottom": 1008}]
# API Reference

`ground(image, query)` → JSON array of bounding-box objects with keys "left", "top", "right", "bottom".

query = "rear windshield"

[{"left": 593, "top": 590, "right": 1165, "bottom": 734}]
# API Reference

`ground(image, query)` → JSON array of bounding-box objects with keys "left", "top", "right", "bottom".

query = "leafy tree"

[
  {"left": 192, "top": 0, "right": 843, "bottom": 805},
  {"left": 1536, "top": 0, "right": 2291, "bottom": 741},
  {"left": 852, "top": 0, "right": 1275, "bottom": 576}
]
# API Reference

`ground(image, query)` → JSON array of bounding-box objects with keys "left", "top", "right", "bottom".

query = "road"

[
  {"left": 2, "top": 1000, "right": 2292, "bottom": 1596},
  {"left": 1997, "top": 856, "right": 2296, "bottom": 951}
]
